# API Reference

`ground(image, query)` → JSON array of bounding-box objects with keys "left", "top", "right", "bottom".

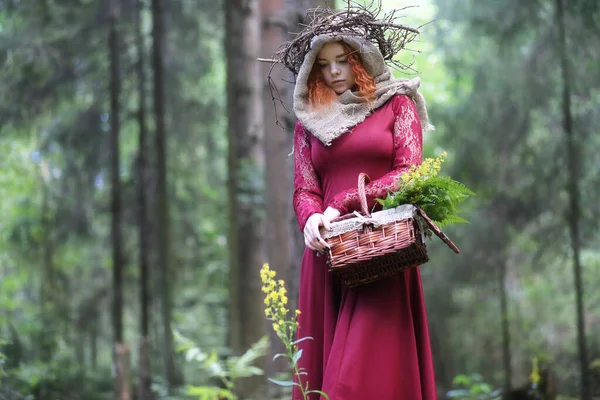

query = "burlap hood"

[{"left": 293, "top": 34, "right": 434, "bottom": 146}]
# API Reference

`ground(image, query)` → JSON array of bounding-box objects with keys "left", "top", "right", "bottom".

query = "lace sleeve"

[
  {"left": 327, "top": 95, "right": 423, "bottom": 215},
  {"left": 293, "top": 120, "right": 324, "bottom": 231}
]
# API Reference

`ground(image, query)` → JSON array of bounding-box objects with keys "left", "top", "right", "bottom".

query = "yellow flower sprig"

[
  {"left": 260, "top": 263, "right": 329, "bottom": 400},
  {"left": 530, "top": 357, "right": 541, "bottom": 386},
  {"left": 398, "top": 151, "right": 447, "bottom": 189},
  {"left": 261, "top": 263, "right": 301, "bottom": 346}
]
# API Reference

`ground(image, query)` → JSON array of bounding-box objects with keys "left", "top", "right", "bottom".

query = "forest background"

[{"left": 1, "top": 0, "right": 599, "bottom": 399}]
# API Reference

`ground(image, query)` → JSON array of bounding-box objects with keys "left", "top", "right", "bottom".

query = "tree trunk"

[
  {"left": 75, "top": 329, "right": 85, "bottom": 371},
  {"left": 260, "top": 0, "right": 293, "bottom": 392},
  {"left": 499, "top": 257, "right": 512, "bottom": 392},
  {"left": 288, "top": 0, "right": 331, "bottom": 11},
  {"left": 261, "top": 0, "right": 290, "bottom": 297},
  {"left": 136, "top": 0, "right": 152, "bottom": 397},
  {"left": 138, "top": 339, "right": 151, "bottom": 400},
  {"left": 225, "top": 0, "right": 267, "bottom": 398},
  {"left": 90, "top": 315, "right": 98, "bottom": 370},
  {"left": 39, "top": 174, "right": 55, "bottom": 364},
  {"left": 284, "top": 0, "right": 331, "bottom": 315},
  {"left": 109, "top": 0, "right": 124, "bottom": 345},
  {"left": 114, "top": 343, "right": 132, "bottom": 400},
  {"left": 556, "top": 0, "right": 589, "bottom": 399},
  {"left": 151, "top": 0, "right": 179, "bottom": 388},
  {"left": 109, "top": 0, "right": 128, "bottom": 398}
]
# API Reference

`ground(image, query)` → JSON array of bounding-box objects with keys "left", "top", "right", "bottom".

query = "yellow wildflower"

[
  {"left": 530, "top": 357, "right": 541, "bottom": 385},
  {"left": 260, "top": 264, "right": 272, "bottom": 285}
]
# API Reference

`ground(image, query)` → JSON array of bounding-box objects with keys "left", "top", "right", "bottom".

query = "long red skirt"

[{"left": 292, "top": 250, "right": 438, "bottom": 400}]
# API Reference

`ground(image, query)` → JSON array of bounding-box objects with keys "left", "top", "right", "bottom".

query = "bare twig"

[{"left": 258, "top": 2, "right": 423, "bottom": 75}]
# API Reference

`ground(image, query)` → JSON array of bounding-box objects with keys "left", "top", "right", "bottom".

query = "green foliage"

[
  {"left": 1, "top": 0, "right": 229, "bottom": 395},
  {"left": 446, "top": 374, "right": 501, "bottom": 399},
  {"left": 381, "top": 175, "right": 474, "bottom": 226},
  {"left": 0, "top": 339, "right": 6, "bottom": 367},
  {"left": 176, "top": 332, "right": 268, "bottom": 400},
  {"left": 377, "top": 154, "right": 475, "bottom": 227},
  {"left": 0, "top": 338, "right": 112, "bottom": 400},
  {"left": 446, "top": 362, "right": 550, "bottom": 400}
]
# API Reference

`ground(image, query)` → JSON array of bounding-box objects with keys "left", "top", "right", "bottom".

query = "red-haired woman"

[{"left": 292, "top": 34, "right": 437, "bottom": 400}]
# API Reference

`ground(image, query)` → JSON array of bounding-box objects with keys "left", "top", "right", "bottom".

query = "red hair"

[{"left": 308, "top": 42, "right": 377, "bottom": 110}]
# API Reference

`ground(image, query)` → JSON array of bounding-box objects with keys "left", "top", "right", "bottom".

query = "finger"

[
  {"left": 306, "top": 232, "right": 319, "bottom": 250},
  {"left": 311, "top": 226, "right": 321, "bottom": 241},
  {"left": 304, "top": 222, "right": 317, "bottom": 242},
  {"left": 316, "top": 236, "right": 328, "bottom": 250},
  {"left": 322, "top": 217, "right": 332, "bottom": 232},
  {"left": 305, "top": 232, "right": 316, "bottom": 250},
  {"left": 305, "top": 240, "right": 317, "bottom": 251},
  {"left": 310, "top": 236, "right": 320, "bottom": 248},
  {"left": 313, "top": 230, "right": 328, "bottom": 250},
  {"left": 311, "top": 237, "right": 322, "bottom": 251}
]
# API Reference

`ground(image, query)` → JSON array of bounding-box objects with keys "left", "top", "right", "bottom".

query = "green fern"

[{"left": 377, "top": 161, "right": 475, "bottom": 227}]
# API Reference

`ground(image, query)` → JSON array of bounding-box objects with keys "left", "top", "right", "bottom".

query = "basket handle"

[
  {"left": 358, "top": 173, "right": 371, "bottom": 217},
  {"left": 416, "top": 207, "right": 461, "bottom": 254},
  {"left": 328, "top": 173, "right": 372, "bottom": 223}
]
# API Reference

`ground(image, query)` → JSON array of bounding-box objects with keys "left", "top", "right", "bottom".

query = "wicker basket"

[{"left": 321, "top": 173, "right": 460, "bottom": 287}]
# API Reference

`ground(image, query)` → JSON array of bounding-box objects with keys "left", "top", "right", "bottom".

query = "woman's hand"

[
  {"left": 323, "top": 206, "right": 341, "bottom": 221},
  {"left": 304, "top": 207, "right": 340, "bottom": 252},
  {"left": 303, "top": 213, "right": 331, "bottom": 252},
  {"left": 303, "top": 207, "right": 341, "bottom": 253}
]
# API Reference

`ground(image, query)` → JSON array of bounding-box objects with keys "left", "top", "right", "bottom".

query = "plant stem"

[
  {"left": 287, "top": 342, "right": 309, "bottom": 400},
  {"left": 294, "top": 363, "right": 308, "bottom": 400}
]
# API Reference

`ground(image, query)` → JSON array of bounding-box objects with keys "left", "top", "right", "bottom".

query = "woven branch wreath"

[{"left": 259, "top": 1, "right": 424, "bottom": 75}]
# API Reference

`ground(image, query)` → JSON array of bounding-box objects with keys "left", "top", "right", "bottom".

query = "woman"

[{"left": 292, "top": 34, "right": 437, "bottom": 400}]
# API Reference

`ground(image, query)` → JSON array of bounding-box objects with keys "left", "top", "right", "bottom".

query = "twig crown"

[{"left": 262, "top": 1, "right": 422, "bottom": 75}]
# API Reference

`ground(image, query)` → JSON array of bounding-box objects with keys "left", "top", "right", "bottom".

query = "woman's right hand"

[{"left": 303, "top": 213, "right": 333, "bottom": 252}]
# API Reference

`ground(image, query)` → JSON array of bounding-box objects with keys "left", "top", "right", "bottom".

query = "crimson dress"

[{"left": 292, "top": 94, "right": 437, "bottom": 400}]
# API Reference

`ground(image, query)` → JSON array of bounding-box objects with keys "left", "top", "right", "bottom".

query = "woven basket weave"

[{"left": 321, "top": 173, "right": 460, "bottom": 287}]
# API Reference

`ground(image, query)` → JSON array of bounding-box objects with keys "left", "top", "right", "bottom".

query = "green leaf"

[
  {"left": 272, "top": 352, "right": 288, "bottom": 361},
  {"left": 307, "top": 389, "right": 330, "bottom": 399},
  {"left": 186, "top": 385, "right": 237, "bottom": 400},
  {"left": 292, "top": 349, "right": 303, "bottom": 365},
  {"left": 268, "top": 378, "right": 299, "bottom": 387},
  {"left": 292, "top": 336, "right": 314, "bottom": 345},
  {"left": 471, "top": 382, "right": 492, "bottom": 394},
  {"left": 186, "top": 347, "right": 207, "bottom": 363},
  {"left": 452, "top": 374, "right": 472, "bottom": 387}
]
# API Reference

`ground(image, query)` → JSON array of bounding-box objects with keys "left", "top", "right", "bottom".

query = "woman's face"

[{"left": 316, "top": 42, "right": 357, "bottom": 95}]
